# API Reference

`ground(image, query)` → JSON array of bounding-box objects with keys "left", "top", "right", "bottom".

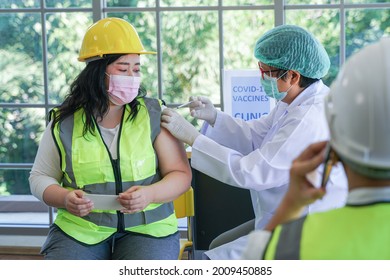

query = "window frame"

[{"left": 0, "top": 0, "right": 389, "bottom": 235}]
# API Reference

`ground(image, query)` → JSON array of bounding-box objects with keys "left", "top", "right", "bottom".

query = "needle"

[{"left": 176, "top": 101, "right": 193, "bottom": 109}]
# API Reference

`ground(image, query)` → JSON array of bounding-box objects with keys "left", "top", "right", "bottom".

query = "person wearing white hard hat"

[
  {"left": 242, "top": 37, "right": 390, "bottom": 260},
  {"left": 161, "top": 25, "right": 348, "bottom": 259},
  {"left": 29, "top": 18, "right": 191, "bottom": 260}
]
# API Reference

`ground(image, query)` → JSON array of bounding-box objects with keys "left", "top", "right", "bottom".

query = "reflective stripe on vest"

[
  {"left": 77, "top": 202, "right": 174, "bottom": 227},
  {"left": 264, "top": 203, "right": 390, "bottom": 260},
  {"left": 52, "top": 98, "right": 177, "bottom": 244},
  {"left": 264, "top": 216, "right": 305, "bottom": 260}
]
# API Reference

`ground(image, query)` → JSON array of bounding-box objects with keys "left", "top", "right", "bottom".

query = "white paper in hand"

[{"left": 84, "top": 194, "right": 123, "bottom": 210}]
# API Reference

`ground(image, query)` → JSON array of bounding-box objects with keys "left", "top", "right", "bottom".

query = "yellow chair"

[{"left": 173, "top": 186, "right": 195, "bottom": 260}]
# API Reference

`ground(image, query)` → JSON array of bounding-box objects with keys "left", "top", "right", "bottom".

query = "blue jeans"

[{"left": 41, "top": 224, "right": 180, "bottom": 260}]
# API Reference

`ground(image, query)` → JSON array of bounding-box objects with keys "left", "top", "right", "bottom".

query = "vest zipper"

[
  {"left": 112, "top": 158, "right": 125, "bottom": 232},
  {"left": 114, "top": 109, "right": 125, "bottom": 233},
  {"left": 94, "top": 109, "right": 126, "bottom": 233}
]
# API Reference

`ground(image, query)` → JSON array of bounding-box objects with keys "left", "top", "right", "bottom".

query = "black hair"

[
  {"left": 276, "top": 69, "right": 319, "bottom": 89},
  {"left": 50, "top": 54, "right": 146, "bottom": 136}
]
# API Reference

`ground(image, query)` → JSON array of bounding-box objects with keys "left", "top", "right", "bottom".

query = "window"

[
  {"left": 0, "top": 0, "right": 93, "bottom": 234},
  {"left": 1, "top": 0, "right": 389, "bottom": 235}
]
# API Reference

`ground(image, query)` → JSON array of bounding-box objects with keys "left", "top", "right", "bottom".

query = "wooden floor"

[
  {"left": 0, "top": 254, "right": 43, "bottom": 260},
  {"left": 0, "top": 234, "right": 191, "bottom": 260},
  {"left": 0, "top": 246, "right": 43, "bottom": 260},
  {"left": 0, "top": 248, "right": 190, "bottom": 260}
]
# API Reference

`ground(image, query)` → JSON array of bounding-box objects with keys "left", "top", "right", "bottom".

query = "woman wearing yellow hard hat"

[{"left": 29, "top": 17, "right": 192, "bottom": 260}]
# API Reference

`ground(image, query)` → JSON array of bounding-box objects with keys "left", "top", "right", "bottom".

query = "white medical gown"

[{"left": 190, "top": 80, "right": 348, "bottom": 259}]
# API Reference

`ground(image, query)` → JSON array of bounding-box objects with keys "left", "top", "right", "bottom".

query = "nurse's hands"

[
  {"left": 161, "top": 108, "right": 200, "bottom": 146},
  {"left": 188, "top": 96, "right": 217, "bottom": 126},
  {"left": 265, "top": 141, "right": 327, "bottom": 231}
]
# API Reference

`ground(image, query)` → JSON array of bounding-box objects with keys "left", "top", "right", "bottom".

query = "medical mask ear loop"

[
  {"left": 269, "top": 70, "right": 291, "bottom": 102},
  {"left": 284, "top": 83, "right": 294, "bottom": 95},
  {"left": 105, "top": 72, "right": 112, "bottom": 91},
  {"left": 282, "top": 70, "right": 295, "bottom": 101},
  {"left": 105, "top": 72, "right": 111, "bottom": 95},
  {"left": 281, "top": 70, "right": 294, "bottom": 92}
]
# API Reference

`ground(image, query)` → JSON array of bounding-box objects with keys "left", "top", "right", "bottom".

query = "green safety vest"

[
  {"left": 51, "top": 98, "right": 177, "bottom": 245},
  {"left": 264, "top": 203, "right": 390, "bottom": 260}
]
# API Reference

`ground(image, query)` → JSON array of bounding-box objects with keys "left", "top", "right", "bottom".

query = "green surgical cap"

[{"left": 254, "top": 25, "right": 330, "bottom": 79}]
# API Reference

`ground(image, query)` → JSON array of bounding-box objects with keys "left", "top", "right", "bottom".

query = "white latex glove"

[
  {"left": 161, "top": 108, "right": 200, "bottom": 146},
  {"left": 188, "top": 96, "right": 217, "bottom": 126}
]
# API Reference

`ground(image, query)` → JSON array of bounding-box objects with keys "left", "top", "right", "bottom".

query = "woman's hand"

[
  {"left": 118, "top": 186, "right": 151, "bottom": 213},
  {"left": 64, "top": 190, "right": 94, "bottom": 217}
]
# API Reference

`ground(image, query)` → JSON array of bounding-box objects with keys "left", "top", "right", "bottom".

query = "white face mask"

[{"left": 106, "top": 73, "right": 141, "bottom": 105}]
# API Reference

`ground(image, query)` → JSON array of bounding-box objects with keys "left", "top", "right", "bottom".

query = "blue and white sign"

[{"left": 223, "top": 69, "right": 274, "bottom": 121}]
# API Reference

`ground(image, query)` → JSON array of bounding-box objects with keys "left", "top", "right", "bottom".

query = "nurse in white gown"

[{"left": 161, "top": 25, "right": 347, "bottom": 260}]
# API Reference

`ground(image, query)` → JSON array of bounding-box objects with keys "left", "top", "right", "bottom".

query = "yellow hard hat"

[{"left": 78, "top": 17, "right": 156, "bottom": 62}]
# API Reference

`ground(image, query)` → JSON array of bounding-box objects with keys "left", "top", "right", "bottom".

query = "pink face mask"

[{"left": 106, "top": 73, "right": 141, "bottom": 105}]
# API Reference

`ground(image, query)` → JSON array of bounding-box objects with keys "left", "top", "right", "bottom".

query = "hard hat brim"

[{"left": 78, "top": 51, "right": 157, "bottom": 62}]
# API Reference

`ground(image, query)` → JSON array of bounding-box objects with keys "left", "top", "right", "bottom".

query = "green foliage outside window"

[{"left": 0, "top": 1, "right": 389, "bottom": 196}]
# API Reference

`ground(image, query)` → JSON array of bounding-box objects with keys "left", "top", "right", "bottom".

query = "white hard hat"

[{"left": 325, "top": 37, "right": 390, "bottom": 177}]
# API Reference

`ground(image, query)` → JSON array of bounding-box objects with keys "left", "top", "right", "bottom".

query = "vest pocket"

[
  {"left": 73, "top": 143, "right": 112, "bottom": 183},
  {"left": 123, "top": 154, "right": 156, "bottom": 181}
]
